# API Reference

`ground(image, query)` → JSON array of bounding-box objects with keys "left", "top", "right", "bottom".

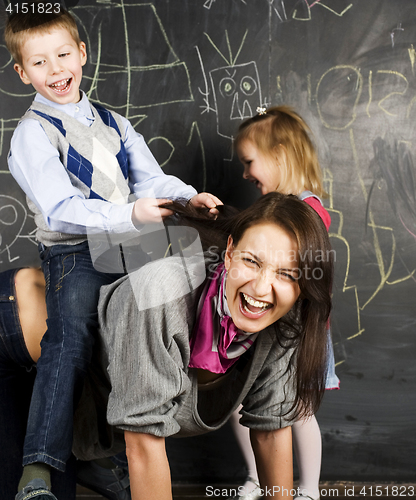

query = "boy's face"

[{"left": 14, "top": 28, "right": 87, "bottom": 105}]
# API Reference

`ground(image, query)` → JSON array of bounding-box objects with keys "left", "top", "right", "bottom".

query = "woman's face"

[
  {"left": 236, "top": 139, "right": 280, "bottom": 195},
  {"left": 224, "top": 222, "right": 301, "bottom": 333}
]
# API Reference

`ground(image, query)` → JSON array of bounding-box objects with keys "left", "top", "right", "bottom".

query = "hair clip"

[{"left": 256, "top": 106, "right": 267, "bottom": 115}]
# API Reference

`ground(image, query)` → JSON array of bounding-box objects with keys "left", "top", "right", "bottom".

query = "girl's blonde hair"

[{"left": 234, "top": 106, "right": 326, "bottom": 197}]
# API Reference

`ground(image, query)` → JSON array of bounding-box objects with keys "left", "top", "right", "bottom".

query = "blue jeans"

[
  {"left": 23, "top": 241, "right": 123, "bottom": 472},
  {"left": 0, "top": 268, "right": 76, "bottom": 498}
]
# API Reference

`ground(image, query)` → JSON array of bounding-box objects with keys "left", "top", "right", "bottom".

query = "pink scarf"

[{"left": 188, "top": 263, "right": 258, "bottom": 374}]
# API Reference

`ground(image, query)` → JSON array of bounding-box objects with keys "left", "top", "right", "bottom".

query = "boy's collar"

[{"left": 34, "top": 91, "right": 93, "bottom": 120}]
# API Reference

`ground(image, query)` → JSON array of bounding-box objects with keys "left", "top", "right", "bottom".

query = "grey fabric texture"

[{"left": 72, "top": 255, "right": 298, "bottom": 460}]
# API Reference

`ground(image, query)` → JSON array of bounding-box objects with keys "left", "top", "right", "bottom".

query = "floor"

[
  {"left": 76, "top": 484, "right": 223, "bottom": 499},
  {"left": 76, "top": 482, "right": 416, "bottom": 499}
]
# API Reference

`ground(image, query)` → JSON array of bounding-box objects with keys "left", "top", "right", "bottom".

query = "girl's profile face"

[
  {"left": 224, "top": 222, "right": 301, "bottom": 333},
  {"left": 237, "top": 139, "right": 281, "bottom": 195}
]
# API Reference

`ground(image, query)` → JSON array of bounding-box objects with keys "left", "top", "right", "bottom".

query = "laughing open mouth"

[
  {"left": 248, "top": 178, "right": 260, "bottom": 188},
  {"left": 50, "top": 78, "right": 72, "bottom": 92},
  {"left": 241, "top": 292, "right": 272, "bottom": 314}
]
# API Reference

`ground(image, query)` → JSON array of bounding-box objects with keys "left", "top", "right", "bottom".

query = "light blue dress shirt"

[{"left": 8, "top": 92, "right": 197, "bottom": 235}]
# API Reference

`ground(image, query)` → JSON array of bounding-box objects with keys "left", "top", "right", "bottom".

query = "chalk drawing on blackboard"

[
  {"left": 0, "top": 45, "right": 12, "bottom": 71},
  {"left": 187, "top": 122, "right": 207, "bottom": 191},
  {"left": 316, "top": 65, "right": 363, "bottom": 130},
  {"left": 0, "top": 119, "right": 20, "bottom": 162},
  {"left": 349, "top": 128, "right": 416, "bottom": 310},
  {"left": 408, "top": 45, "right": 416, "bottom": 75},
  {"left": 72, "top": 2, "right": 194, "bottom": 118},
  {"left": 317, "top": 64, "right": 409, "bottom": 312},
  {"left": 314, "top": 63, "right": 416, "bottom": 301},
  {"left": 368, "top": 137, "right": 416, "bottom": 284},
  {"left": 0, "top": 195, "right": 33, "bottom": 264},
  {"left": 195, "top": 46, "right": 214, "bottom": 116},
  {"left": 292, "top": 0, "right": 353, "bottom": 21},
  {"left": 390, "top": 23, "right": 404, "bottom": 49},
  {"left": 375, "top": 71, "right": 408, "bottom": 118},
  {"left": 324, "top": 168, "right": 364, "bottom": 352},
  {"left": 203, "top": 0, "right": 247, "bottom": 9},
  {"left": 270, "top": 0, "right": 288, "bottom": 23},
  {"left": 197, "top": 30, "right": 264, "bottom": 140},
  {"left": 0, "top": 43, "right": 35, "bottom": 98},
  {"left": 148, "top": 137, "right": 175, "bottom": 169},
  {"left": 366, "top": 69, "right": 410, "bottom": 118}
]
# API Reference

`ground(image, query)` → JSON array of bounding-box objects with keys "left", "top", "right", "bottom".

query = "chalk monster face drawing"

[
  {"left": 196, "top": 30, "right": 263, "bottom": 140},
  {"left": 209, "top": 61, "right": 262, "bottom": 138}
]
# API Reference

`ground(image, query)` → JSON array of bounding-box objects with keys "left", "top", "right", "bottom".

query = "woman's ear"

[{"left": 224, "top": 235, "right": 234, "bottom": 271}]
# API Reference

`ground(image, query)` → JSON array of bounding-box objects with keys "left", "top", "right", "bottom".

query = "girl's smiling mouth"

[
  {"left": 247, "top": 176, "right": 260, "bottom": 188},
  {"left": 240, "top": 292, "right": 272, "bottom": 317}
]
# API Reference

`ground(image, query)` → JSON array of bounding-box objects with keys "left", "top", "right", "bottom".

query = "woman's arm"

[
  {"left": 250, "top": 426, "right": 293, "bottom": 499},
  {"left": 124, "top": 430, "right": 172, "bottom": 500}
]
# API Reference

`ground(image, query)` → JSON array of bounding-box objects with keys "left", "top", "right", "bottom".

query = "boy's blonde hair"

[
  {"left": 234, "top": 105, "right": 326, "bottom": 198},
  {"left": 4, "top": 4, "right": 82, "bottom": 67}
]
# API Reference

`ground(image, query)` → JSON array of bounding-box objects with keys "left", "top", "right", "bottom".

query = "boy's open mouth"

[
  {"left": 50, "top": 78, "right": 72, "bottom": 93},
  {"left": 241, "top": 292, "right": 272, "bottom": 314}
]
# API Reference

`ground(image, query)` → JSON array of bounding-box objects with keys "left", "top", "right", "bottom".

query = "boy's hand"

[
  {"left": 189, "top": 192, "right": 223, "bottom": 216},
  {"left": 132, "top": 198, "right": 174, "bottom": 226}
]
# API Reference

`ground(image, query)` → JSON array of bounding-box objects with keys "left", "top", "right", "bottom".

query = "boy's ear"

[
  {"left": 14, "top": 63, "right": 31, "bottom": 85},
  {"left": 79, "top": 41, "right": 87, "bottom": 66}
]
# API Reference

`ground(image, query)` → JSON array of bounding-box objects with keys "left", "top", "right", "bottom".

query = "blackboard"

[{"left": 0, "top": 0, "right": 415, "bottom": 484}]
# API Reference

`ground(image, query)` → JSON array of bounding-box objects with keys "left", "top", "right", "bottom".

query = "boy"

[{"left": 5, "top": 5, "right": 221, "bottom": 500}]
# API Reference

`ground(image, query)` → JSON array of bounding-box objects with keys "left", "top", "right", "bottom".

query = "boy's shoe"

[
  {"left": 76, "top": 460, "right": 131, "bottom": 500},
  {"left": 15, "top": 478, "right": 58, "bottom": 500}
]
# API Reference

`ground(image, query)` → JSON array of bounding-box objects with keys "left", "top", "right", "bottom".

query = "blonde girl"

[{"left": 228, "top": 106, "right": 339, "bottom": 500}]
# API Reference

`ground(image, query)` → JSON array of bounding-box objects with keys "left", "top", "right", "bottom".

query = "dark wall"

[{"left": 0, "top": 0, "right": 415, "bottom": 483}]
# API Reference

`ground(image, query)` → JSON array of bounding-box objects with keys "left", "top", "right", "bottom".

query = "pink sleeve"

[{"left": 303, "top": 196, "right": 331, "bottom": 231}]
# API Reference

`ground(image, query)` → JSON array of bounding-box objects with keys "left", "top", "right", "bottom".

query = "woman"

[
  {"left": 0, "top": 267, "right": 130, "bottom": 500},
  {"left": 90, "top": 192, "right": 333, "bottom": 499}
]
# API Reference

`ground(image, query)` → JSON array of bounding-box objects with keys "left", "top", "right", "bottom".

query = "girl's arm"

[
  {"left": 124, "top": 430, "right": 172, "bottom": 500},
  {"left": 250, "top": 426, "right": 293, "bottom": 499}
]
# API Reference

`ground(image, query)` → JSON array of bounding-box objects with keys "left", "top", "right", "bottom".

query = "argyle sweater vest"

[{"left": 20, "top": 101, "right": 130, "bottom": 246}]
